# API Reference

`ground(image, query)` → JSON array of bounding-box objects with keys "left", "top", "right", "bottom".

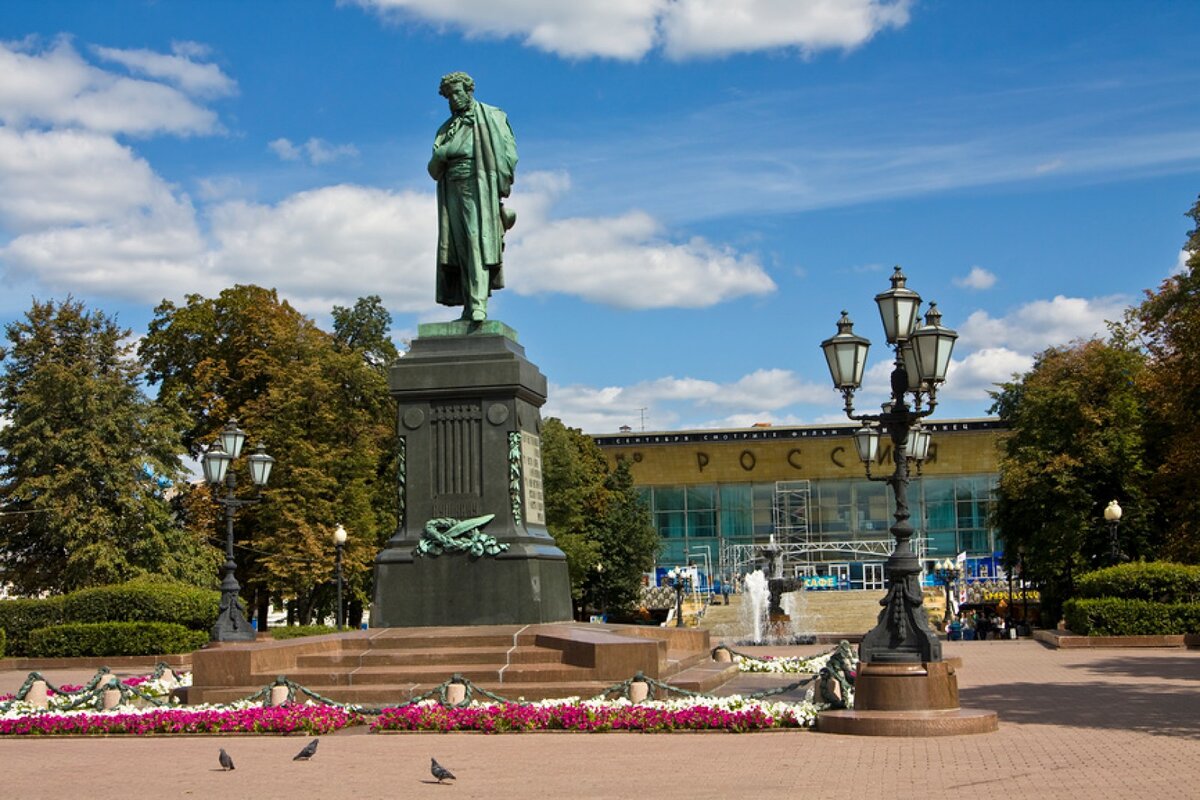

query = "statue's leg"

[{"left": 447, "top": 177, "right": 487, "bottom": 321}]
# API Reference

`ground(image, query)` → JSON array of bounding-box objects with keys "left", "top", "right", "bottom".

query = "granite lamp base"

[{"left": 816, "top": 660, "right": 998, "bottom": 736}]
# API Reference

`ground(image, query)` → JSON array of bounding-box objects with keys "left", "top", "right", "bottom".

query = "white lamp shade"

[
  {"left": 247, "top": 444, "right": 275, "bottom": 487},
  {"left": 219, "top": 419, "right": 247, "bottom": 461},
  {"left": 911, "top": 303, "right": 958, "bottom": 384},
  {"left": 900, "top": 342, "right": 925, "bottom": 393},
  {"left": 202, "top": 444, "right": 232, "bottom": 485},
  {"left": 853, "top": 425, "right": 880, "bottom": 464},
  {"left": 334, "top": 524, "right": 348, "bottom": 545},
  {"left": 821, "top": 311, "right": 871, "bottom": 389},
  {"left": 874, "top": 266, "right": 922, "bottom": 344},
  {"left": 906, "top": 426, "right": 932, "bottom": 462},
  {"left": 1104, "top": 500, "right": 1122, "bottom": 522}
]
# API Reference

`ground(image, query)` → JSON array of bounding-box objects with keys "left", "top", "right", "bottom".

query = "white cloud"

[
  {"left": 957, "top": 294, "right": 1127, "bottom": 353},
  {"left": 90, "top": 41, "right": 237, "bottom": 97},
  {"left": 0, "top": 127, "right": 179, "bottom": 228},
  {"left": 544, "top": 368, "right": 828, "bottom": 433},
  {"left": 0, "top": 37, "right": 227, "bottom": 136},
  {"left": 953, "top": 265, "right": 997, "bottom": 291},
  {"left": 659, "top": 0, "right": 911, "bottom": 59},
  {"left": 347, "top": 0, "right": 910, "bottom": 60},
  {"left": 508, "top": 172, "right": 775, "bottom": 308},
  {"left": 269, "top": 137, "right": 360, "bottom": 165},
  {"left": 206, "top": 185, "right": 435, "bottom": 314},
  {"left": 1174, "top": 249, "right": 1191, "bottom": 275},
  {"left": 940, "top": 347, "right": 1034, "bottom": 403}
]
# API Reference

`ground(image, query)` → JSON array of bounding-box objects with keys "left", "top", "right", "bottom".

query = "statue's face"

[{"left": 445, "top": 83, "right": 472, "bottom": 114}]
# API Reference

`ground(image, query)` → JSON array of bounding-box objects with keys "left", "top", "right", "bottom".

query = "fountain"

[{"left": 732, "top": 542, "right": 815, "bottom": 645}]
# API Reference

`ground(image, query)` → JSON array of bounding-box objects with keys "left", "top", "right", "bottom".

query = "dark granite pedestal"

[{"left": 372, "top": 321, "right": 573, "bottom": 627}]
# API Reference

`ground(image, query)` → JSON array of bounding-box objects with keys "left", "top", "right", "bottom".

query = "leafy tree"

[
  {"left": 332, "top": 295, "right": 399, "bottom": 369},
  {"left": 989, "top": 338, "right": 1150, "bottom": 622},
  {"left": 139, "top": 286, "right": 397, "bottom": 625},
  {"left": 540, "top": 418, "right": 658, "bottom": 617},
  {"left": 0, "top": 298, "right": 217, "bottom": 593},
  {"left": 1129, "top": 194, "right": 1200, "bottom": 563}
]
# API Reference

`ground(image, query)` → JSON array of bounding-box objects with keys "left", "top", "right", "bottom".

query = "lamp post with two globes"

[{"left": 202, "top": 419, "right": 276, "bottom": 643}]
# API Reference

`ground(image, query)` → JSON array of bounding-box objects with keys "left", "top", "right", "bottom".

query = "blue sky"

[{"left": 2, "top": 1, "right": 1198, "bottom": 434}]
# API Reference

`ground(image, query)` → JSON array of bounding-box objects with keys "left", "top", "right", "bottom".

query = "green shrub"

[
  {"left": 270, "top": 625, "right": 338, "bottom": 640},
  {"left": 0, "top": 596, "right": 67, "bottom": 657},
  {"left": 1074, "top": 562, "right": 1200, "bottom": 604},
  {"left": 1063, "top": 598, "right": 1200, "bottom": 636},
  {"left": 61, "top": 580, "right": 220, "bottom": 631},
  {"left": 26, "top": 622, "right": 209, "bottom": 658},
  {"left": 0, "top": 626, "right": 6, "bottom": 659}
]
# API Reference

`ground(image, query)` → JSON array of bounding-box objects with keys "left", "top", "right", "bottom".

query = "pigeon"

[
  {"left": 219, "top": 748, "right": 235, "bottom": 771},
  {"left": 293, "top": 738, "right": 319, "bottom": 761},
  {"left": 430, "top": 757, "right": 456, "bottom": 783}
]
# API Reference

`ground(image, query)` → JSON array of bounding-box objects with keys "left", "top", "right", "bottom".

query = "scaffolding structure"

[{"left": 719, "top": 479, "right": 927, "bottom": 584}]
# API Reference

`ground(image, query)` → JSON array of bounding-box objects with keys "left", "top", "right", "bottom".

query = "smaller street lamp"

[
  {"left": 1104, "top": 500, "right": 1126, "bottom": 565},
  {"left": 334, "top": 524, "right": 348, "bottom": 630},
  {"left": 666, "top": 567, "right": 689, "bottom": 628},
  {"left": 933, "top": 558, "right": 960, "bottom": 629},
  {"left": 203, "top": 419, "right": 276, "bottom": 642}
]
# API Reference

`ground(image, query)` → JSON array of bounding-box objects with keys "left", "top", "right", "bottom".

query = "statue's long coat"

[{"left": 429, "top": 101, "right": 517, "bottom": 307}]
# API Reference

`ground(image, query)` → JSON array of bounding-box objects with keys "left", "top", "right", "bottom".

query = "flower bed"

[
  {"left": 2, "top": 663, "right": 830, "bottom": 735},
  {"left": 371, "top": 695, "right": 818, "bottom": 733},
  {"left": 0, "top": 702, "right": 361, "bottom": 736}
]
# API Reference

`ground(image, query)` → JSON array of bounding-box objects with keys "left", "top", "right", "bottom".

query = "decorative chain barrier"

[
  {"left": 0, "top": 662, "right": 180, "bottom": 713},
  {"left": 3, "top": 645, "right": 856, "bottom": 715}
]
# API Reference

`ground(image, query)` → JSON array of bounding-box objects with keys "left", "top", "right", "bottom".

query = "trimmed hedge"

[
  {"left": 26, "top": 622, "right": 209, "bottom": 658},
  {"left": 0, "top": 596, "right": 67, "bottom": 658},
  {"left": 270, "top": 625, "right": 338, "bottom": 640},
  {"left": 62, "top": 581, "right": 220, "bottom": 631},
  {"left": 0, "top": 626, "right": 6, "bottom": 659},
  {"left": 1075, "top": 562, "right": 1200, "bottom": 604},
  {"left": 0, "top": 581, "right": 219, "bottom": 656},
  {"left": 1063, "top": 597, "right": 1200, "bottom": 636}
]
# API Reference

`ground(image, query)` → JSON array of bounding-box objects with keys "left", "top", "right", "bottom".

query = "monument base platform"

[
  {"left": 188, "top": 622, "right": 735, "bottom": 706},
  {"left": 816, "top": 659, "right": 997, "bottom": 736},
  {"left": 373, "top": 546, "right": 572, "bottom": 627}
]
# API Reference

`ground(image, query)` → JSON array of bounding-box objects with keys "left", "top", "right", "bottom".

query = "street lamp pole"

[
  {"left": 667, "top": 567, "right": 688, "bottom": 628},
  {"left": 334, "top": 524, "right": 348, "bottom": 630},
  {"left": 202, "top": 419, "right": 276, "bottom": 643},
  {"left": 1104, "top": 499, "right": 1125, "bottom": 565},
  {"left": 820, "top": 266, "right": 958, "bottom": 665},
  {"left": 933, "top": 558, "right": 960, "bottom": 629}
]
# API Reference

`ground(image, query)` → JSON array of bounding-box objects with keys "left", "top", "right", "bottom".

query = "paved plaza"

[{"left": 2, "top": 638, "right": 1198, "bottom": 799}]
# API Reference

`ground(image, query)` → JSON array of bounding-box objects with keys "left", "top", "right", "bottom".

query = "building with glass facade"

[{"left": 593, "top": 418, "right": 1006, "bottom": 589}]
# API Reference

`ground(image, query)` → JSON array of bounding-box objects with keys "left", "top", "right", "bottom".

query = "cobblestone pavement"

[{"left": 2, "top": 639, "right": 1199, "bottom": 799}]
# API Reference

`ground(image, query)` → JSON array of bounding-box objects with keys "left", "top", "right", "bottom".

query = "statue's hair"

[{"left": 438, "top": 71, "right": 475, "bottom": 97}]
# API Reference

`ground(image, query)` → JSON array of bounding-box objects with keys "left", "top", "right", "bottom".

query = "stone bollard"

[
  {"left": 267, "top": 685, "right": 290, "bottom": 707},
  {"left": 26, "top": 679, "right": 49, "bottom": 708},
  {"left": 628, "top": 679, "right": 649, "bottom": 704},
  {"left": 102, "top": 688, "right": 122, "bottom": 710},
  {"left": 445, "top": 683, "right": 467, "bottom": 706},
  {"left": 713, "top": 646, "right": 732, "bottom": 663}
]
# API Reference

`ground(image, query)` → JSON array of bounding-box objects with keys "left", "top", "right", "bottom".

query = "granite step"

[{"left": 295, "top": 645, "right": 562, "bottom": 669}]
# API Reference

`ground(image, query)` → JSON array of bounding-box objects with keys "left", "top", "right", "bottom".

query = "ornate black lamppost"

[
  {"left": 667, "top": 567, "right": 689, "bottom": 628},
  {"left": 334, "top": 524, "right": 348, "bottom": 630},
  {"left": 202, "top": 419, "right": 276, "bottom": 643},
  {"left": 820, "top": 266, "right": 958, "bottom": 665},
  {"left": 933, "top": 558, "right": 960, "bottom": 630},
  {"left": 1104, "top": 499, "right": 1126, "bottom": 565}
]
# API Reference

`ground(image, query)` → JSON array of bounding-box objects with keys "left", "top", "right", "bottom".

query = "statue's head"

[{"left": 438, "top": 71, "right": 475, "bottom": 98}]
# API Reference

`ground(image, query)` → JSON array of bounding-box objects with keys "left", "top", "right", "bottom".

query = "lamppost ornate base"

[
  {"left": 817, "top": 661, "right": 998, "bottom": 736},
  {"left": 212, "top": 595, "right": 256, "bottom": 641}
]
